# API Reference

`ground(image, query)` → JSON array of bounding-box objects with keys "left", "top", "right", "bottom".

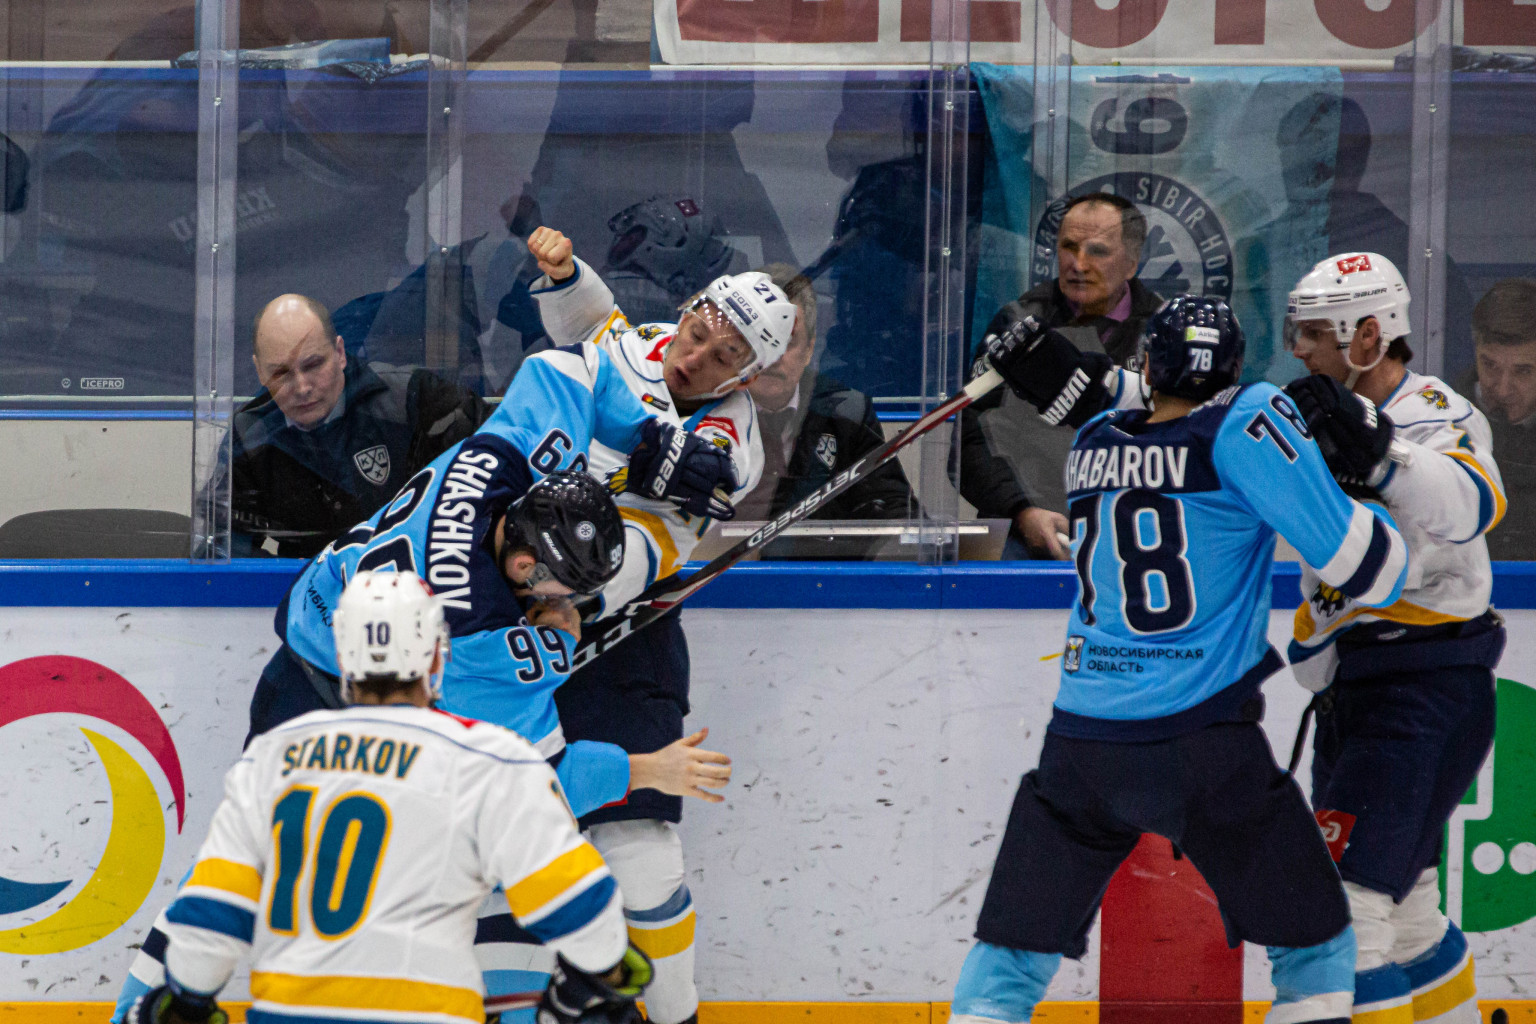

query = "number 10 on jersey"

[{"left": 269, "top": 786, "right": 392, "bottom": 939}]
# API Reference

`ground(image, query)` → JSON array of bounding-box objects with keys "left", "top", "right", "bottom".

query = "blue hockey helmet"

[{"left": 1137, "top": 295, "right": 1245, "bottom": 402}]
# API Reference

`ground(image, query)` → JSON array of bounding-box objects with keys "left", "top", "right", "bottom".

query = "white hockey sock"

[{"left": 588, "top": 820, "right": 698, "bottom": 1024}]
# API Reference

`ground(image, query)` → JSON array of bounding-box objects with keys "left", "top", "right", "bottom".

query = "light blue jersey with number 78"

[{"left": 1052, "top": 381, "right": 1408, "bottom": 742}]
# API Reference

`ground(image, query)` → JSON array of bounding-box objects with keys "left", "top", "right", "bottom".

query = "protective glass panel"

[
  {"left": 956, "top": 0, "right": 1442, "bottom": 562},
  {"left": 1445, "top": 11, "right": 1536, "bottom": 559},
  {"left": 216, "top": 0, "right": 943, "bottom": 568},
  {"left": 0, "top": 1, "right": 221, "bottom": 556}
]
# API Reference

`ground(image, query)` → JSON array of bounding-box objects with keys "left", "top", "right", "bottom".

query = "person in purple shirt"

[{"left": 957, "top": 192, "right": 1163, "bottom": 559}]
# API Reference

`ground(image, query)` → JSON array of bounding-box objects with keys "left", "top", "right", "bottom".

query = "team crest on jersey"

[
  {"left": 1311, "top": 582, "right": 1348, "bottom": 618},
  {"left": 1420, "top": 387, "right": 1450, "bottom": 410},
  {"left": 353, "top": 445, "right": 391, "bottom": 485},
  {"left": 1064, "top": 635, "right": 1085, "bottom": 673},
  {"left": 637, "top": 324, "right": 667, "bottom": 342},
  {"left": 815, "top": 433, "right": 838, "bottom": 469}
]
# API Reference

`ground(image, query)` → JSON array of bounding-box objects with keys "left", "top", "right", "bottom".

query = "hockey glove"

[
  {"left": 126, "top": 984, "right": 228, "bottom": 1024},
  {"left": 1283, "top": 374, "right": 1395, "bottom": 487},
  {"left": 627, "top": 419, "right": 738, "bottom": 520},
  {"left": 984, "top": 316, "right": 1115, "bottom": 428},
  {"left": 538, "top": 946, "right": 654, "bottom": 1024}
]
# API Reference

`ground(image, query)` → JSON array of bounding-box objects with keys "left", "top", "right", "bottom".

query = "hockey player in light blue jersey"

[
  {"left": 948, "top": 297, "right": 1410, "bottom": 1024},
  {"left": 111, "top": 342, "right": 738, "bottom": 1024}
]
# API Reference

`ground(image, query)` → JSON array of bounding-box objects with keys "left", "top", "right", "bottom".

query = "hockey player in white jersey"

[
  {"left": 1279, "top": 253, "right": 1503, "bottom": 1024},
  {"left": 127, "top": 570, "right": 651, "bottom": 1024},
  {"left": 522, "top": 225, "right": 795, "bottom": 1024}
]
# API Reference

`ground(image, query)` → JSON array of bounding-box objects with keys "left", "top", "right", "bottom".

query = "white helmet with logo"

[
  {"left": 699, "top": 271, "right": 795, "bottom": 389},
  {"left": 1286, "top": 252, "right": 1411, "bottom": 348},
  {"left": 333, "top": 570, "right": 449, "bottom": 701}
]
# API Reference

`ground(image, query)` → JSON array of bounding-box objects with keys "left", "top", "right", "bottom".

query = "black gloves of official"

[
  {"left": 538, "top": 946, "right": 654, "bottom": 1024},
  {"left": 127, "top": 984, "right": 228, "bottom": 1024},
  {"left": 627, "top": 418, "right": 738, "bottom": 520},
  {"left": 1283, "top": 374, "right": 1395, "bottom": 487},
  {"left": 985, "top": 315, "right": 1116, "bottom": 428}
]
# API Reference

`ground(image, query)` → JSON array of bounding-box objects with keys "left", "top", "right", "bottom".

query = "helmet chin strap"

[{"left": 1340, "top": 332, "right": 1387, "bottom": 393}]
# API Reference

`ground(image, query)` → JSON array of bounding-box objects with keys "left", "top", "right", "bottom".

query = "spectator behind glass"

[
  {"left": 737, "top": 265, "right": 919, "bottom": 533},
  {"left": 957, "top": 192, "right": 1163, "bottom": 559},
  {"left": 232, "top": 294, "right": 490, "bottom": 558},
  {"left": 1466, "top": 278, "right": 1536, "bottom": 560}
]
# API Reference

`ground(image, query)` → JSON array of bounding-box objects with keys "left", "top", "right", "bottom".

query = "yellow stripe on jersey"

[
  {"left": 250, "top": 972, "right": 482, "bottom": 1021},
  {"left": 628, "top": 911, "right": 696, "bottom": 960},
  {"left": 1294, "top": 596, "right": 1468, "bottom": 644},
  {"left": 1444, "top": 450, "right": 1507, "bottom": 531},
  {"left": 506, "top": 842, "right": 608, "bottom": 920},
  {"left": 1412, "top": 955, "right": 1476, "bottom": 1020},
  {"left": 619, "top": 507, "right": 682, "bottom": 580},
  {"left": 186, "top": 858, "right": 263, "bottom": 903}
]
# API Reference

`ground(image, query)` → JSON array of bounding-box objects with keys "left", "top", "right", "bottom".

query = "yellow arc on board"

[{"left": 0, "top": 728, "right": 165, "bottom": 954}]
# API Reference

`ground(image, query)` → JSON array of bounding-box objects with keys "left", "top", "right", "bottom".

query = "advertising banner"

[
  {"left": 971, "top": 63, "right": 1344, "bottom": 383},
  {"left": 655, "top": 0, "right": 1536, "bottom": 68},
  {"left": 1, "top": 604, "right": 1533, "bottom": 1005}
]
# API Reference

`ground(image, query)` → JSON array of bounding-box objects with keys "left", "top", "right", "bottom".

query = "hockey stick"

[{"left": 569, "top": 365, "right": 1006, "bottom": 668}]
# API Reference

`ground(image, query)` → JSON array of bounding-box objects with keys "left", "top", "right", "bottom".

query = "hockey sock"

[
  {"left": 588, "top": 820, "right": 698, "bottom": 1024},
  {"left": 474, "top": 888, "right": 556, "bottom": 1024},
  {"left": 1343, "top": 881, "right": 1413, "bottom": 1024},
  {"left": 1264, "top": 927, "right": 1355, "bottom": 1024},
  {"left": 1401, "top": 923, "right": 1477, "bottom": 1024},
  {"left": 112, "top": 867, "right": 195, "bottom": 1023},
  {"left": 1351, "top": 963, "right": 1414, "bottom": 1024},
  {"left": 1388, "top": 871, "right": 1477, "bottom": 1024},
  {"left": 949, "top": 941, "right": 1061, "bottom": 1024}
]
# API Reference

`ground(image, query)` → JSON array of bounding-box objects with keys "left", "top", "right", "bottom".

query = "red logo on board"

[
  {"left": 1315, "top": 809, "right": 1357, "bottom": 862},
  {"left": 1336, "top": 255, "right": 1372, "bottom": 275}
]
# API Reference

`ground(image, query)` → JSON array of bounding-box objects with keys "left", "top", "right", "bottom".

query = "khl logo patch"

[{"left": 353, "top": 445, "right": 391, "bottom": 486}]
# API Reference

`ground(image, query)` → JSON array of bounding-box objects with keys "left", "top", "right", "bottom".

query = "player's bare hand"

[
  {"left": 528, "top": 226, "right": 576, "bottom": 281},
  {"left": 628, "top": 728, "right": 732, "bottom": 803},
  {"left": 527, "top": 597, "right": 581, "bottom": 641},
  {"left": 1018, "top": 506, "right": 1071, "bottom": 559}
]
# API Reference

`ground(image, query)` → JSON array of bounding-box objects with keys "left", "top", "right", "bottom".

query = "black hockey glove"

[
  {"left": 1283, "top": 374, "right": 1395, "bottom": 487},
  {"left": 538, "top": 946, "right": 653, "bottom": 1024},
  {"left": 127, "top": 984, "right": 228, "bottom": 1024},
  {"left": 626, "top": 419, "right": 738, "bottom": 520},
  {"left": 984, "top": 316, "right": 1115, "bottom": 428}
]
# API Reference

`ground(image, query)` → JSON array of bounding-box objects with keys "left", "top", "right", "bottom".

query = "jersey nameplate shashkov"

[{"left": 570, "top": 367, "right": 1007, "bottom": 668}]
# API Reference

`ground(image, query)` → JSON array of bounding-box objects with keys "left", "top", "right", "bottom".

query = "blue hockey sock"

[
  {"left": 1265, "top": 926, "right": 1355, "bottom": 1024},
  {"left": 950, "top": 941, "right": 1061, "bottom": 1023}
]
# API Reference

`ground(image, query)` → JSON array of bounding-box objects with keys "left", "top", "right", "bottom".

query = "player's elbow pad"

[{"left": 1316, "top": 505, "right": 1409, "bottom": 608}]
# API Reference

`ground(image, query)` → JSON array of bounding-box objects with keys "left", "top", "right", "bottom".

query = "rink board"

[{"left": 0, "top": 564, "right": 1534, "bottom": 1011}]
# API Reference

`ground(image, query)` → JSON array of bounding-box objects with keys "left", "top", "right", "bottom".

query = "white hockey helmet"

[
  {"left": 1285, "top": 252, "right": 1411, "bottom": 352},
  {"left": 333, "top": 570, "right": 449, "bottom": 702},
  {"left": 694, "top": 271, "right": 795, "bottom": 392}
]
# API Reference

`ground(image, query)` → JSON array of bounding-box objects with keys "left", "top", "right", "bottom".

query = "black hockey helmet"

[
  {"left": 606, "top": 195, "right": 735, "bottom": 300},
  {"left": 1137, "top": 295, "right": 1245, "bottom": 402},
  {"left": 502, "top": 470, "right": 625, "bottom": 596}
]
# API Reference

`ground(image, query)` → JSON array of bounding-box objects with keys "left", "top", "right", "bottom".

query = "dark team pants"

[
  {"left": 976, "top": 722, "right": 1350, "bottom": 959},
  {"left": 245, "top": 644, "right": 342, "bottom": 748},
  {"left": 556, "top": 607, "right": 690, "bottom": 826},
  {"left": 1311, "top": 663, "right": 1497, "bottom": 901}
]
